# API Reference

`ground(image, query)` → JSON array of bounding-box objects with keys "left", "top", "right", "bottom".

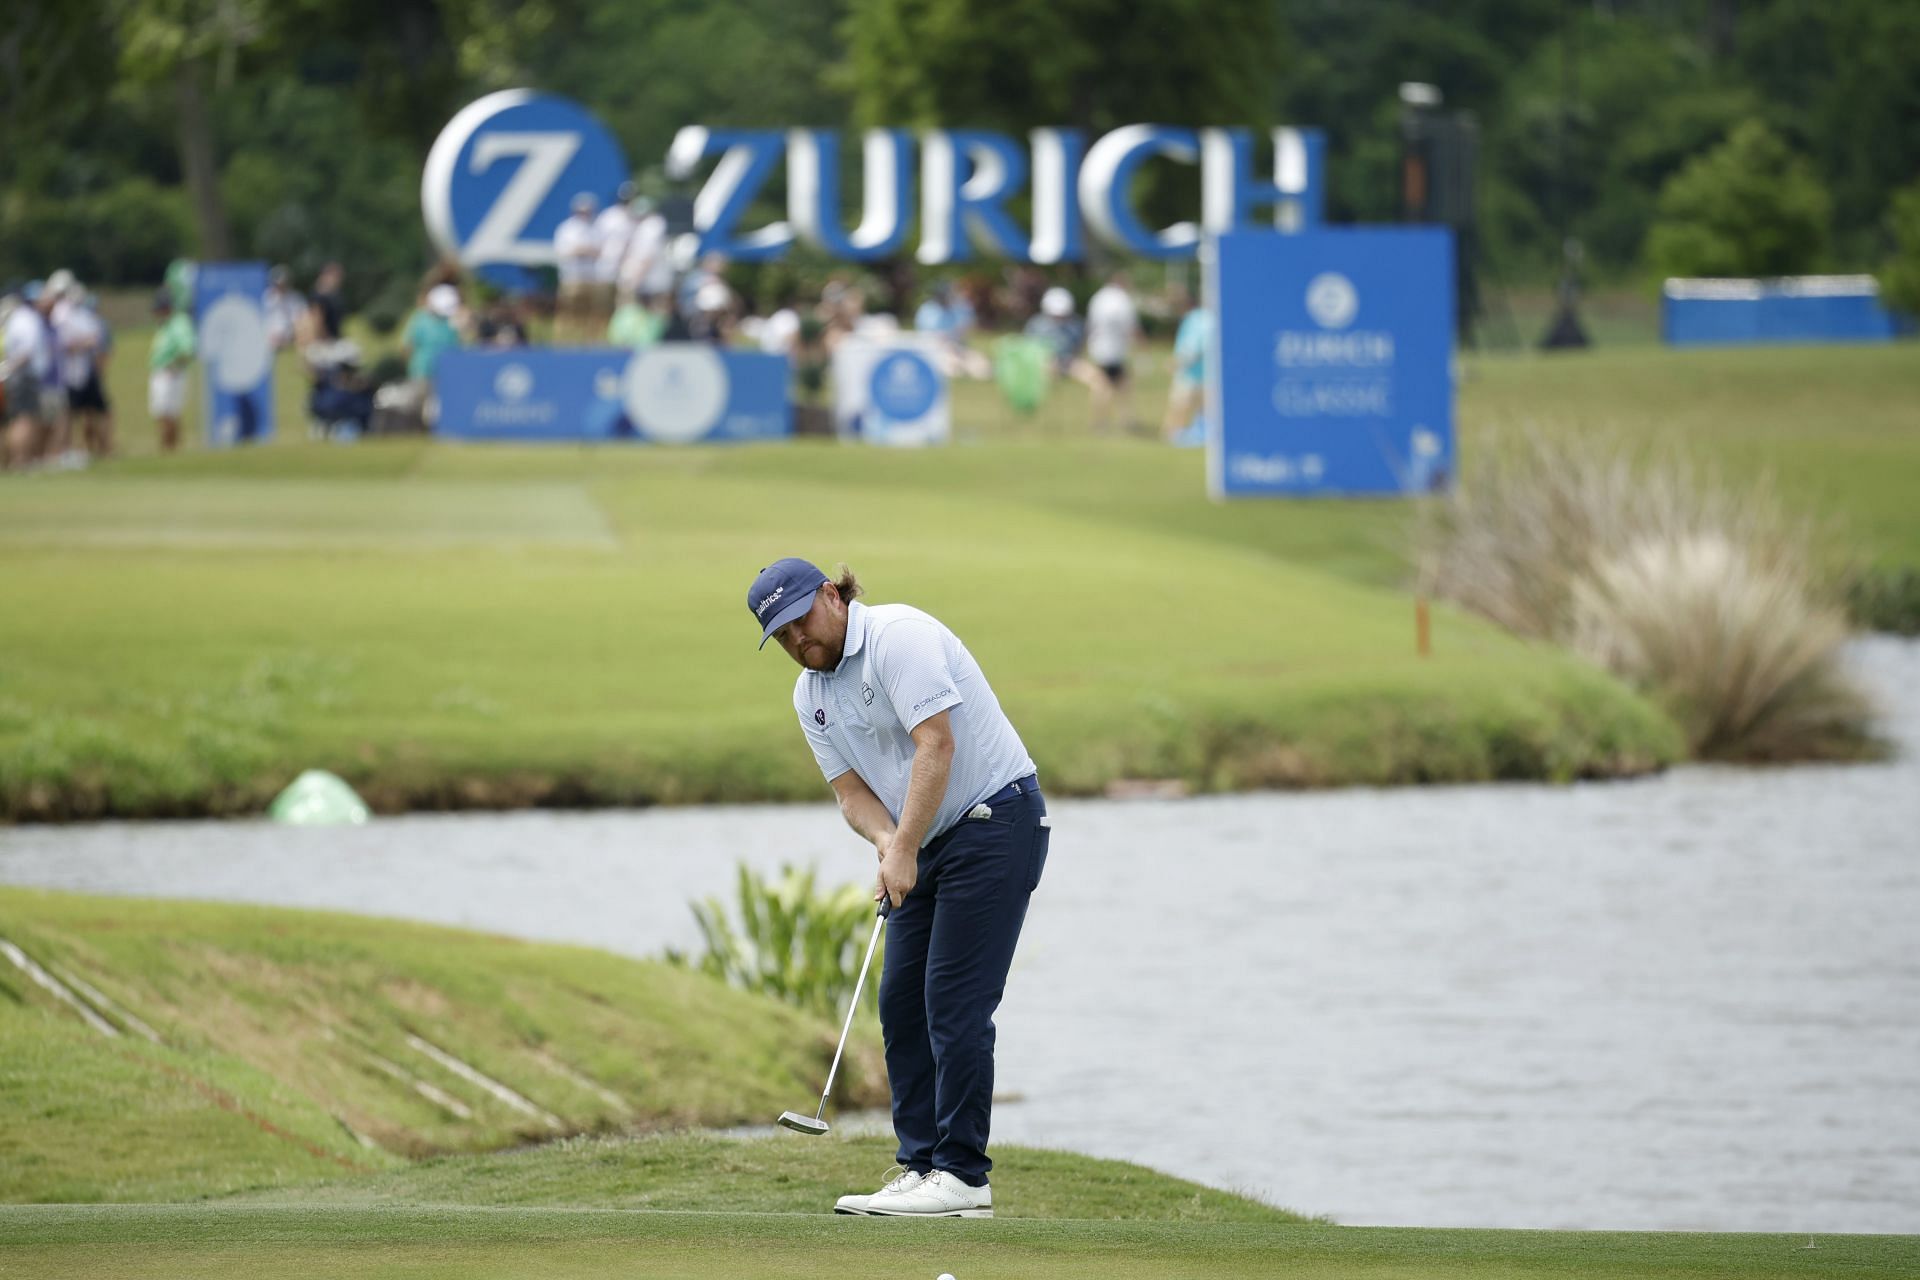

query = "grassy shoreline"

[{"left": 4, "top": 342, "right": 1915, "bottom": 822}]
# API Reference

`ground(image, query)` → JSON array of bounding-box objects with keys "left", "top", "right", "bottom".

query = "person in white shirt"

[
  {"left": 2, "top": 282, "right": 56, "bottom": 468},
  {"left": 749, "top": 558, "right": 1049, "bottom": 1220},
  {"left": 592, "top": 182, "right": 637, "bottom": 331},
  {"left": 552, "top": 193, "right": 601, "bottom": 344},
  {"left": 1082, "top": 268, "right": 1139, "bottom": 435},
  {"left": 617, "top": 197, "right": 674, "bottom": 303},
  {"left": 57, "top": 287, "right": 113, "bottom": 460}
]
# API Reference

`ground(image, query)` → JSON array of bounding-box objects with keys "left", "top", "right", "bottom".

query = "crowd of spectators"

[
  {"left": 1, "top": 194, "right": 1214, "bottom": 461},
  {"left": 2, "top": 271, "right": 117, "bottom": 470}
]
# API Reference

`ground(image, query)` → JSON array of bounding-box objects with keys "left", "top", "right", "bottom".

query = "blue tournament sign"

[
  {"left": 193, "top": 261, "right": 274, "bottom": 447},
  {"left": 1205, "top": 228, "right": 1454, "bottom": 498},
  {"left": 422, "top": 89, "right": 630, "bottom": 290},
  {"left": 434, "top": 345, "right": 790, "bottom": 443}
]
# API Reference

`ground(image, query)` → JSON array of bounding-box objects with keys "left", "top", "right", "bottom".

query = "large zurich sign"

[
  {"left": 423, "top": 90, "right": 629, "bottom": 289},
  {"left": 424, "top": 92, "right": 1324, "bottom": 272}
]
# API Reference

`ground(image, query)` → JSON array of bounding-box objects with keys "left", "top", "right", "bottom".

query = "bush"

[
  {"left": 669, "top": 863, "right": 883, "bottom": 1019},
  {"left": 1646, "top": 120, "right": 1831, "bottom": 279},
  {"left": 1417, "top": 431, "right": 1877, "bottom": 761},
  {"left": 1878, "top": 179, "right": 1920, "bottom": 318},
  {"left": 1846, "top": 564, "right": 1920, "bottom": 635}
]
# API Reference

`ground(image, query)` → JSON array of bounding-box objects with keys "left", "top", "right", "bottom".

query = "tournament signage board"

[
  {"left": 1206, "top": 228, "right": 1454, "bottom": 498},
  {"left": 435, "top": 345, "right": 790, "bottom": 443},
  {"left": 422, "top": 90, "right": 631, "bottom": 290},
  {"left": 193, "top": 261, "right": 274, "bottom": 447},
  {"left": 424, "top": 90, "right": 1325, "bottom": 273},
  {"left": 831, "top": 336, "right": 950, "bottom": 446}
]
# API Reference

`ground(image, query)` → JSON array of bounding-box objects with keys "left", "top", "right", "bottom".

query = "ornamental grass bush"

[{"left": 1416, "top": 431, "right": 1877, "bottom": 761}]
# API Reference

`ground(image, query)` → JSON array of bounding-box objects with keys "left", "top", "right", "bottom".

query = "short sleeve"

[
  {"left": 870, "top": 619, "right": 965, "bottom": 731},
  {"left": 794, "top": 682, "right": 852, "bottom": 782}
]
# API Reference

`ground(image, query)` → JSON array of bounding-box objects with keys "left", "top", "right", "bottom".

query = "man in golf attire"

[{"left": 749, "top": 558, "right": 1050, "bottom": 1218}]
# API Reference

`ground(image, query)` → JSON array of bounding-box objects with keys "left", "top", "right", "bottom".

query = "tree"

[
  {"left": 1645, "top": 119, "right": 1830, "bottom": 279},
  {"left": 1878, "top": 180, "right": 1920, "bottom": 319}
]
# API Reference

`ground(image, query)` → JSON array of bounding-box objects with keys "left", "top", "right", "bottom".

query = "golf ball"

[{"left": 936, "top": 1274, "right": 957, "bottom": 1280}]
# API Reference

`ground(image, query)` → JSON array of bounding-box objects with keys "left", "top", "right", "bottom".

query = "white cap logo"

[
  {"left": 494, "top": 363, "right": 534, "bottom": 401},
  {"left": 1305, "top": 272, "right": 1358, "bottom": 330}
]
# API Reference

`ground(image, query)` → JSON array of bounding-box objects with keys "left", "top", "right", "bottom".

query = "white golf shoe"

[
  {"left": 834, "top": 1167, "right": 925, "bottom": 1216},
  {"left": 864, "top": 1169, "right": 993, "bottom": 1218}
]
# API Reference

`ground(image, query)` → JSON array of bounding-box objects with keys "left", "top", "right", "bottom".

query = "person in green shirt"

[
  {"left": 607, "top": 289, "right": 667, "bottom": 350},
  {"left": 147, "top": 291, "right": 195, "bottom": 452},
  {"left": 402, "top": 284, "right": 463, "bottom": 382}
]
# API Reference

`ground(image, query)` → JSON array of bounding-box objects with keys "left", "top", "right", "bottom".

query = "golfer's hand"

[{"left": 876, "top": 840, "right": 917, "bottom": 909}]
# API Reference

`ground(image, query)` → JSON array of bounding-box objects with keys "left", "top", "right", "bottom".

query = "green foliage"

[
  {"left": 1878, "top": 180, "right": 1920, "bottom": 318},
  {"left": 673, "top": 865, "right": 882, "bottom": 1020},
  {"left": 1846, "top": 564, "right": 1920, "bottom": 636},
  {"left": 1646, "top": 120, "right": 1831, "bottom": 279}
]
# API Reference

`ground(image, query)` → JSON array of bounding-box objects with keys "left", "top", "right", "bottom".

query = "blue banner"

[
  {"left": 1663, "top": 276, "right": 1909, "bottom": 346},
  {"left": 193, "top": 261, "right": 274, "bottom": 447},
  {"left": 1206, "top": 228, "right": 1454, "bottom": 498},
  {"left": 434, "top": 345, "right": 791, "bottom": 444}
]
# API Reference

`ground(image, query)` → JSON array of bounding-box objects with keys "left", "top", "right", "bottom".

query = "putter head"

[{"left": 776, "top": 1110, "right": 831, "bottom": 1136}]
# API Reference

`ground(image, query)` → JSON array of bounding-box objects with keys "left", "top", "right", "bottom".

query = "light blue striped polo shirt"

[{"left": 794, "top": 600, "right": 1036, "bottom": 846}]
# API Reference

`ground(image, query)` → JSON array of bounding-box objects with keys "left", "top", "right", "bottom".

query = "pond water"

[{"left": 4, "top": 638, "right": 1916, "bottom": 1233}]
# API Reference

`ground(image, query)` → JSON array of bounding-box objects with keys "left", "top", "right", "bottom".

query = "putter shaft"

[{"left": 815, "top": 902, "right": 889, "bottom": 1118}]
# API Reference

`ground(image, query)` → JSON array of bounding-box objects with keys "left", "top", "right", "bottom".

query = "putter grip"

[{"left": 877, "top": 895, "right": 892, "bottom": 919}]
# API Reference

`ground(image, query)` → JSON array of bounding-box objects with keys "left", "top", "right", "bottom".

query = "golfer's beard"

[{"left": 802, "top": 642, "right": 842, "bottom": 671}]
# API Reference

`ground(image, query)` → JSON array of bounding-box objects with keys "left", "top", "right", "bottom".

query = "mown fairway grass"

[
  {"left": 2, "top": 1204, "right": 1913, "bottom": 1279},
  {"left": 4, "top": 337, "right": 1915, "bottom": 818}
]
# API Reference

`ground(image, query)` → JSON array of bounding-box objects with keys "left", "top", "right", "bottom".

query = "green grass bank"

[
  {"left": 0, "top": 886, "right": 888, "bottom": 1201},
  {"left": 4, "top": 340, "right": 1916, "bottom": 820}
]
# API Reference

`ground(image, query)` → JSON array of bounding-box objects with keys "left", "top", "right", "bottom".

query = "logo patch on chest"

[
  {"left": 814, "top": 708, "right": 827, "bottom": 726},
  {"left": 862, "top": 684, "right": 875, "bottom": 706}
]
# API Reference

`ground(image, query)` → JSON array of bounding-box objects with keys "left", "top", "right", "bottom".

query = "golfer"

[{"left": 749, "top": 558, "right": 1049, "bottom": 1219}]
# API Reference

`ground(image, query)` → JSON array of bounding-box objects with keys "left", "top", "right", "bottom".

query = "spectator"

[
  {"left": 757, "top": 288, "right": 802, "bottom": 358},
  {"left": 552, "top": 193, "right": 600, "bottom": 343},
  {"left": 308, "top": 262, "right": 346, "bottom": 343},
  {"left": 476, "top": 297, "right": 531, "bottom": 348},
  {"left": 676, "top": 250, "right": 728, "bottom": 326},
  {"left": 689, "top": 279, "right": 734, "bottom": 346},
  {"left": 403, "top": 284, "right": 463, "bottom": 382},
  {"left": 148, "top": 289, "right": 196, "bottom": 452},
  {"left": 607, "top": 289, "right": 667, "bottom": 350},
  {"left": 1022, "top": 286, "right": 1084, "bottom": 379},
  {"left": 42, "top": 269, "right": 81, "bottom": 461},
  {"left": 593, "top": 182, "right": 637, "bottom": 331},
  {"left": 1163, "top": 285, "right": 1212, "bottom": 446},
  {"left": 264, "top": 266, "right": 305, "bottom": 352},
  {"left": 2, "top": 284, "right": 55, "bottom": 468},
  {"left": 58, "top": 286, "right": 114, "bottom": 461},
  {"left": 913, "top": 281, "right": 989, "bottom": 379},
  {"left": 1084, "top": 268, "right": 1139, "bottom": 435},
  {"left": 617, "top": 196, "right": 673, "bottom": 303}
]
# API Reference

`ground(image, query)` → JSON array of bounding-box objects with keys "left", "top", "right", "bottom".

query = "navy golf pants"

[{"left": 880, "top": 774, "right": 1049, "bottom": 1187}]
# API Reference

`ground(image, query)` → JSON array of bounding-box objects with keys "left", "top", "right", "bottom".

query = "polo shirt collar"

[{"left": 832, "top": 600, "right": 869, "bottom": 676}]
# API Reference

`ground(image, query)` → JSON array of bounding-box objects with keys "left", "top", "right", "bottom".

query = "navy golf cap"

[{"left": 748, "top": 557, "right": 829, "bottom": 649}]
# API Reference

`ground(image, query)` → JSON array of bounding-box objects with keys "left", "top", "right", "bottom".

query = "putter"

[{"left": 777, "top": 895, "right": 891, "bottom": 1136}]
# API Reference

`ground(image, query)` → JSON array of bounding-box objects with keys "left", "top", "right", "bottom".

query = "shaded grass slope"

[{"left": 0, "top": 887, "right": 886, "bottom": 1202}]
